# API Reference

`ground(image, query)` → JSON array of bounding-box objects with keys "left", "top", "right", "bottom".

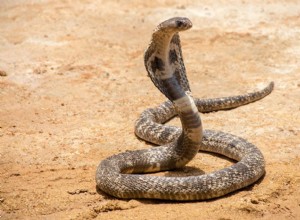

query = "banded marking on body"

[{"left": 96, "top": 17, "right": 271, "bottom": 201}]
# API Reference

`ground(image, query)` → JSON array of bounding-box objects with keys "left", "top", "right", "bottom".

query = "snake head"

[
  {"left": 156, "top": 17, "right": 192, "bottom": 33},
  {"left": 145, "top": 17, "right": 193, "bottom": 101}
]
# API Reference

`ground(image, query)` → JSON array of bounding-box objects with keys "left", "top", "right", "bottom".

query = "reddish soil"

[{"left": 0, "top": 1, "right": 299, "bottom": 219}]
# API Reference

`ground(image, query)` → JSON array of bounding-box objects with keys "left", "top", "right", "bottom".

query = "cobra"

[{"left": 96, "top": 17, "right": 273, "bottom": 200}]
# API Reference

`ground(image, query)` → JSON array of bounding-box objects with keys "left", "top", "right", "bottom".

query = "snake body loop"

[{"left": 96, "top": 17, "right": 273, "bottom": 200}]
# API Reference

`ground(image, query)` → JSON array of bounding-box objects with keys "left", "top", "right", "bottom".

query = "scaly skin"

[
  {"left": 135, "top": 81, "right": 274, "bottom": 145},
  {"left": 96, "top": 17, "right": 272, "bottom": 200}
]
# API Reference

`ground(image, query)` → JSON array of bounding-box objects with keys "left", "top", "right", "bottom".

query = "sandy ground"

[{"left": 0, "top": 0, "right": 300, "bottom": 219}]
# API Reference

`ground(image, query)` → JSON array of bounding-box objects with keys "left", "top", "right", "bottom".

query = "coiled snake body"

[{"left": 96, "top": 17, "right": 274, "bottom": 200}]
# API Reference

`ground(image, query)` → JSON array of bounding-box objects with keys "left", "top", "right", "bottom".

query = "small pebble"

[
  {"left": 250, "top": 199, "right": 259, "bottom": 204},
  {"left": 0, "top": 70, "right": 7, "bottom": 76},
  {"left": 67, "top": 189, "right": 89, "bottom": 195}
]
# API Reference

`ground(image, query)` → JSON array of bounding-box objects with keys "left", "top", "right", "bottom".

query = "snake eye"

[{"left": 176, "top": 20, "right": 184, "bottom": 28}]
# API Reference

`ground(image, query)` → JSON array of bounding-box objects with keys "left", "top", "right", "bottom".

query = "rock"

[{"left": 0, "top": 70, "right": 7, "bottom": 76}]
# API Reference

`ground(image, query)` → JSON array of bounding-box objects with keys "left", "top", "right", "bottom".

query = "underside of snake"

[{"left": 96, "top": 17, "right": 274, "bottom": 200}]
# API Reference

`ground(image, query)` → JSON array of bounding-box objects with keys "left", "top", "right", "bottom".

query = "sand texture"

[{"left": 0, "top": 1, "right": 299, "bottom": 219}]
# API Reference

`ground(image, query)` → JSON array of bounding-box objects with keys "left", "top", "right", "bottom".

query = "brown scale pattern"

[{"left": 96, "top": 17, "right": 273, "bottom": 200}]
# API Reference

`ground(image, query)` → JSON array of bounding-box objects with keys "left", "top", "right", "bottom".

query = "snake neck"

[
  {"left": 172, "top": 91, "right": 203, "bottom": 167},
  {"left": 145, "top": 31, "right": 173, "bottom": 80},
  {"left": 155, "top": 33, "right": 202, "bottom": 167},
  {"left": 145, "top": 20, "right": 203, "bottom": 167},
  {"left": 173, "top": 93, "right": 203, "bottom": 142}
]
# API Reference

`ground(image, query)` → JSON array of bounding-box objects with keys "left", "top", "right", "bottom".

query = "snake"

[{"left": 96, "top": 17, "right": 274, "bottom": 200}]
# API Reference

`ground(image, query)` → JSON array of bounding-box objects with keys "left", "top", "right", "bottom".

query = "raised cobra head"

[{"left": 144, "top": 17, "right": 193, "bottom": 101}]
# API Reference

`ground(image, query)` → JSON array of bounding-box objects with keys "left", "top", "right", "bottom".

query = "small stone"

[
  {"left": 33, "top": 67, "right": 46, "bottom": 74},
  {"left": 0, "top": 70, "right": 7, "bottom": 76},
  {"left": 250, "top": 199, "right": 259, "bottom": 204},
  {"left": 177, "top": 5, "right": 186, "bottom": 9},
  {"left": 67, "top": 189, "right": 89, "bottom": 195}
]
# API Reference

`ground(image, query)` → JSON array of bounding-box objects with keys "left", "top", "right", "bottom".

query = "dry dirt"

[{"left": 0, "top": 0, "right": 300, "bottom": 219}]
